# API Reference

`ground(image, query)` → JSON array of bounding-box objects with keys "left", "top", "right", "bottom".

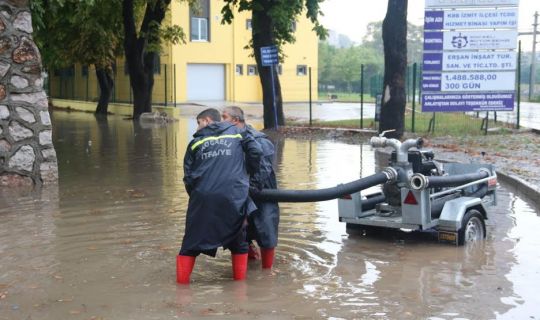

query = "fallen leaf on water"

[
  {"left": 87, "top": 246, "right": 97, "bottom": 251},
  {"left": 69, "top": 310, "right": 81, "bottom": 315}
]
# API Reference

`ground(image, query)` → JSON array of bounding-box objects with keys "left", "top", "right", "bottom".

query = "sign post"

[
  {"left": 422, "top": 1, "right": 519, "bottom": 113},
  {"left": 260, "top": 45, "right": 279, "bottom": 128}
]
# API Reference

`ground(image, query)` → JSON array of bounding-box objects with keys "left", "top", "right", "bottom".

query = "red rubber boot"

[
  {"left": 261, "top": 248, "right": 275, "bottom": 269},
  {"left": 232, "top": 253, "right": 248, "bottom": 281},
  {"left": 176, "top": 255, "right": 196, "bottom": 284}
]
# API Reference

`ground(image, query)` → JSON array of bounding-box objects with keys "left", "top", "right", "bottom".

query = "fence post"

[
  {"left": 412, "top": 63, "right": 417, "bottom": 133},
  {"left": 428, "top": 112, "right": 436, "bottom": 134},
  {"left": 517, "top": 40, "right": 521, "bottom": 129},
  {"left": 360, "top": 64, "right": 364, "bottom": 129},
  {"left": 72, "top": 71, "right": 75, "bottom": 99},
  {"left": 86, "top": 69, "right": 89, "bottom": 101},
  {"left": 47, "top": 71, "right": 51, "bottom": 97},
  {"left": 174, "top": 64, "right": 177, "bottom": 107},
  {"left": 164, "top": 64, "right": 168, "bottom": 107},
  {"left": 113, "top": 66, "right": 116, "bottom": 102},
  {"left": 309, "top": 66, "right": 312, "bottom": 126}
]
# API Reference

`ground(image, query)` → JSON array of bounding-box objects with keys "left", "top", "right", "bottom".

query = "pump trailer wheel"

[{"left": 457, "top": 209, "right": 486, "bottom": 246}]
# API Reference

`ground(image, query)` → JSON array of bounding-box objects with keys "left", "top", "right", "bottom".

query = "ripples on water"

[{"left": 0, "top": 112, "right": 539, "bottom": 319}]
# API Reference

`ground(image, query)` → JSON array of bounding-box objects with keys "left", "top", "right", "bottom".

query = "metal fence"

[
  {"left": 316, "top": 57, "right": 539, "bottom": 135},
  {"left": 47, "top": 64, "right": 176, "bottom": 106},
  {"left": 48, "top": 59, "right": 539, "bottom": 136}
]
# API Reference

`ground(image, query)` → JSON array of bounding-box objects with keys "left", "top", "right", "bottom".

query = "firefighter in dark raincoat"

[
  {"left": 176, "top": 108, "right": 262, "bottom": 284},
  {"left": 222, "top": 106, "right": 280, "bottom": 269}
]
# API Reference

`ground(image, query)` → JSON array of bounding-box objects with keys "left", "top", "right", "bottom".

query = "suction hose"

[
  {"left": 410, "top": 169, "right": 490, "bottom": 190},
  {"left": 255, "top": 168, "right": 398, "bottom": 203},
  {"left": 361, "top": 194, "right": 386, "bottom": 211}
]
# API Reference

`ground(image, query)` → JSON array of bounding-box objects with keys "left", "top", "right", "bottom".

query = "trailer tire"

[{"left": 457, "top": 209, "right": 486, "bottom": 246}]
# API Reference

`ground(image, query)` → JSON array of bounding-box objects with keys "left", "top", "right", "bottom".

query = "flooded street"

[{"left": 1, "top": 111, "right": 540, "bottom": 319}]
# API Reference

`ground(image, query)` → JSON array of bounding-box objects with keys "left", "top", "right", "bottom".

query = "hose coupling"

[
  {"left": 381, "top": 167, "right": 399, "bottom": 183},
  {"left": 410, "top": 173, "right": 428, "bottom": 190}
]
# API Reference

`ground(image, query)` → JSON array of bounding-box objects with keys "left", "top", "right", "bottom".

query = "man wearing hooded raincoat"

[
  {"left": 222, "top": 106, "right": 280, "bottom": 269},
  {"left": 176, "top": 108, "right": 262, "bottom": 284}
]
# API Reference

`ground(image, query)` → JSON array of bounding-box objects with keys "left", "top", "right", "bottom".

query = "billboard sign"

[
  {"left": 423, "top": 51, "right": 516, "bottom": 71},
  {"left": 424, "top": 8, "right": 518, "bottom": 30},
  {"left": 422, "top": 71, "right": 516, "bottom": 92},
  {"left": 422, "top": 93, "right": 515, "bottom": 112},
  {"left": 424, "top": 30, "right": 517, "bottom": 51}
]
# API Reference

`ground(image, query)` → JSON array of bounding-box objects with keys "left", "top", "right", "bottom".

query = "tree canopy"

[
  {"left": 221, "top": 0, "right": 327, "bottom": 129},
  {"left": 221, "top": 0, "right": 327, "bottom": 51},
  {"left": 31, "top": 0, "right": 123, "bottom": 70}
]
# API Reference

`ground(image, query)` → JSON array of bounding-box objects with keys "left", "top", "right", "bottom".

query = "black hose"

[
  {"left": 463, "top": 183, "right": 488, "bottom": 198},
  {"left": 430, "top": 184, "right": 489, "bottom": 218},
  {"left": 426, "top": 171, "right": 489, "bottom": 188},
  {"left": 361, "top": 194, "right": 386, "bottom": 211},
  {"left": 431, "top": 192, "right": 461, "bottom": 218},
  {"left": 255, "top": 172, "right": 389, "bottom": 203}
]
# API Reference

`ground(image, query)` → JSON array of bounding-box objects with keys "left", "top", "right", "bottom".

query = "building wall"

[{"left": 49, "top": 1, "right": 318, "bottom": 105}]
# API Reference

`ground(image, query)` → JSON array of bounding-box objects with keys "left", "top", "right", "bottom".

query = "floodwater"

[{"left": 1, "top": 111, "right": 540, "bottom": 320}]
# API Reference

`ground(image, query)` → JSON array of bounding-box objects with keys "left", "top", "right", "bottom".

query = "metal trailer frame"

[{"left": 338, "top": 151, "right": 497, "bottom": 245}]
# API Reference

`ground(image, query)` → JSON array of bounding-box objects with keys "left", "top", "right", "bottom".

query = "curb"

[{"left": 495, "top": 171, "right": 540, "bottom": 209}]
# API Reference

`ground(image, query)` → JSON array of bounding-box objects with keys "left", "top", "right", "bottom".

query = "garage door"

[{"left": 187, "top": 64, "right": 225, "bottom": 101}]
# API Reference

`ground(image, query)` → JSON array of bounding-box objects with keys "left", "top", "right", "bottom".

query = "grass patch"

[
  {"left": 288, "top": 112, "right": 516, "bottom": 137},
  {"left": 318, "top": 92, "right": 375, "bottom": 103},
  {"left": 287, "top": 118, "right": 376, "bottom": 129}
]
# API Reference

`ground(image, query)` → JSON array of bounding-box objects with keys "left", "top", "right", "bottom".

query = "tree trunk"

[
  {"left": 379, "top": 0, "right": 408, "bottom": 139},
  {"left": 252, "top": 4, "right": 285, "bottom": 129},
  {"left": 122, "top": 0, "right": 168, "bottom": 119},
  {"left": 95, "top": 67, "right": 114, "bottom": 115}
]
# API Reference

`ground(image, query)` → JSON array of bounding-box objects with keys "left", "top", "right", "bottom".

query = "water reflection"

[{"left": 0, "top": 111, "right": 539, "bottom": 319}]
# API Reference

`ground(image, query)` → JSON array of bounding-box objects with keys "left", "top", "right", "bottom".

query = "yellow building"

[{"left": 48, "top": 0, "right": 319, "bottom": 105}]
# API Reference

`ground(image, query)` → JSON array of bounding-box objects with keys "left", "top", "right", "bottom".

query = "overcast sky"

[{"left": 319, "top": 0, "right": 539, "bottom": 49}]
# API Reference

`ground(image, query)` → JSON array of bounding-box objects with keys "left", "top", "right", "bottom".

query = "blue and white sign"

[
  {"left": 424, "top": 30, "right": 517, "bottom": 51},
  {"left": 422, "top": 0, "right": 518, "bottom": 112},
  {"left": 422, "top": 93, "right": 515, "bottom": 112},
  {"left": 425, "top": 0, "right": 519, "bottom": 8},
  {"left": 423, "top": 71, "right": 516, "bottom": 92},
  {"left": 424, "top": 8, "right": 518, "bottom": 30},
  {"left": 260, "top": 45, "right": 278, "bottom": 66},
  {"left": 423, "top": 51, "right": 516, "bottom": 71}
]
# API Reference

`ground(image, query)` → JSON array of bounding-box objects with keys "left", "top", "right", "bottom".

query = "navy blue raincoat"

[
  {"left": 180, "top": 122, "right": 262, "bottom": 256},
  {"left": 245, "top": 126, "right": 280, "bottom": 249}
]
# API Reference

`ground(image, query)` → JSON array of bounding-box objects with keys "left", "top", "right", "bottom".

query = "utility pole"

[{"left": 530, "top": 11, "right": 538, "bottom": 100}]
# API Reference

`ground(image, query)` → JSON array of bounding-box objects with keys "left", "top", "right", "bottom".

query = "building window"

[
  {"left": 153, "top": 55, "right": 161, "bottom": 75},
  {"left": 236, "top": 64, "right": 243, "bottom": 75},
  {"left": 55, "top": 65, "right": 75, "bottom": 77},
  {"left": 277, "top": 64, "right": 282, "bottom": 75},
  {"left": 190, "top": 0, "right": 210, "bottom": 42},
  {"left": 291, "top": 21, "right": 297, "bottom": 32},
  {"left": 247, "top": 64, "right": 258, "bottom": 76},
  {"left": 82, "top": 65, "right": 88, "bottom": 77},
  {"left": 246, "top": 19, "right": 252, "bottom": 30},
  {"left": 296, "top": 65, "right": 307, "bottom": 76}
]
